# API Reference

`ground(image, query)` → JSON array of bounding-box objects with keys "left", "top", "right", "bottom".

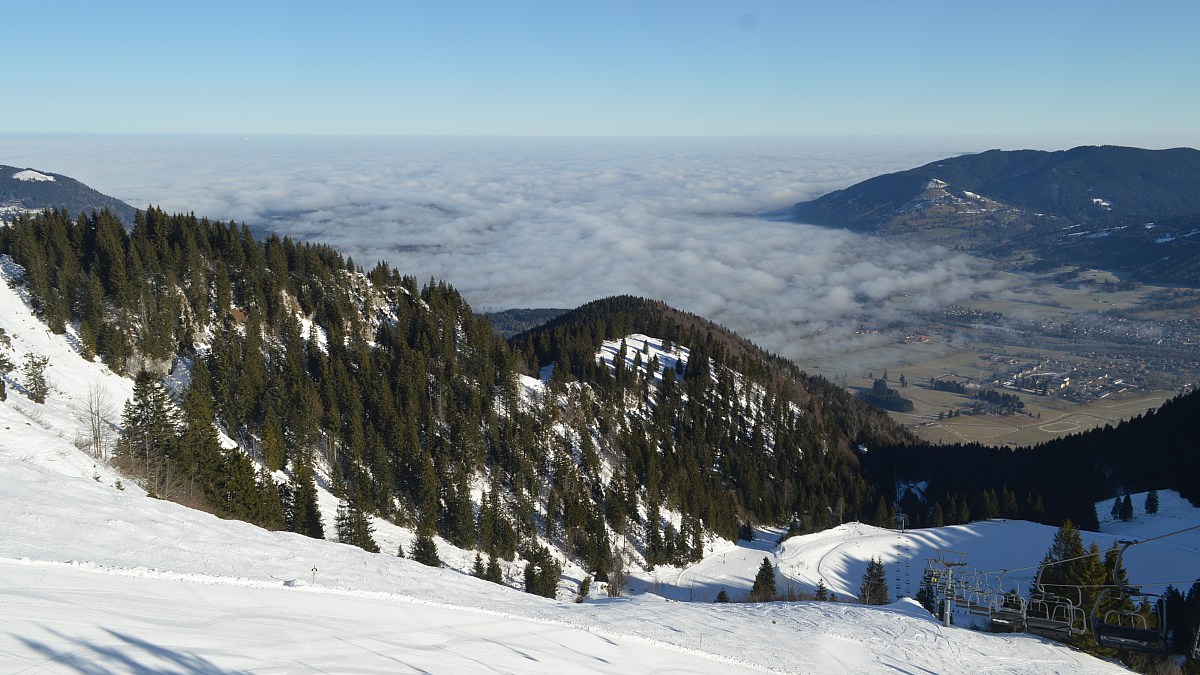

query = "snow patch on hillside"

[{"left": 12, "top": 169, "right": 55, "bottom": 182}]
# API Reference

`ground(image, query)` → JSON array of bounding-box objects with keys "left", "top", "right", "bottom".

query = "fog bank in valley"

[{"left": 3, "top": 135, "right": 1015, "bottom": 360}]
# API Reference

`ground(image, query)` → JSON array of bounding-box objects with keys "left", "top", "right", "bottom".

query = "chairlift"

[
  {"left": 962, "top": 588, "right": 995, "bottom": 618},
  {"left": 989, "top": 587, "right": 1027, "bottom": 632},
  {"left": 1025, "top": 568, "right": 1086, "bottom": 639},
  {"left": 1089, "top": 542, "right": 1168, "bottom": 655},
  {"left": 1090, "top": 588, "right": 1167, "bottom": 655}
]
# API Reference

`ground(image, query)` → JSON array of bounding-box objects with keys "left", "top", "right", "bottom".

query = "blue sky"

[{"left": 4, "top": 1, "right": 1198, "bottom": 141}]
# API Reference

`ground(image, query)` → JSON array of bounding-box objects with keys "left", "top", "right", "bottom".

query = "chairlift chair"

[
  {"left": 989, "top": 588, "right": 1027, "bottom": 632},
  {"left": 1025, "top": 581, "right": 1087, "bottom": 639},
  {"left": 963, "top": 588, "right": 995, "bottom": 618},
  {"left": 1089, "top": 541, "right": 1169, "bottom": 655},
  {"left": 1090, "top": 589, "right": 1167, "bottom": 655}
]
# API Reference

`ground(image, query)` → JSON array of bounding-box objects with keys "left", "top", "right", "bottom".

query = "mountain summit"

[
  {"left": 1, "top": 165, "right": 138, "bottom": 224},
  {"left": 791, "top": 145, "right": 1200, "bottom": 230}
]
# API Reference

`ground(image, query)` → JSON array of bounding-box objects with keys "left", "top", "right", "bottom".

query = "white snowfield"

[
  {"left": 12, "top": 169, "right": 55, "bottom": 182},
  {"left": 0, "top": 258, "right": 1137, "bottom": 673}
]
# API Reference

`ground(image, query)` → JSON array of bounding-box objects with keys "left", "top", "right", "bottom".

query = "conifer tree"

[
  {"left": 523, "top": 545, "right": 562, "bottom": 598},
  {"left": 956, "top": 497, "right": 971, "bottom": 525},
  {"left": 1145, "top": 489, "right": 1159, "bottom": 515},
  {"left": 1039, "top": 520, "right": 1088, "bottom": 592},
  {"left": 335, "top": 494, "right": 380, "bottom": 553},
  {"left": 859, "top": 556, "right": 889, "bottom": 605},
  {"left": 178, "top": 360, "right": 225, "bottom": 500},
  {"left": 411, "top": 532, "right": 442, "bottom": 567},
  {"left": 253, "top": 467, "right": 286, "bottom": 531},
  {"left": 715, "top": 589, "right": 730, "bottom": 603},
  {"left": 118, "top": 370, "right": 180, "bottom": 493},
  {"left": 815, "top": 578, "right": 829, "bottom": 601},
  {"left": 750, "top": 557, "right": 777, "bottom": 602},
  {"left": 288, "top": 458, "right": 324, "bottom": 539},
  {"left": 1119, "top": 493, "right": 1134, "bottom": 521},
  {"left": 486, "top": 554, "right": 503, "bottom": 584},
  {"left": 873, "top": 496, "right": 890, "bottom": 528},
  {"left": 929, "top": 502, "right": 945, "bottom": 528},
  {"left": 261, "top": 407, "right": 286, "bottom": 472},
  {"left": 22, "top": 354, "right": 50, "bottom": 404}
]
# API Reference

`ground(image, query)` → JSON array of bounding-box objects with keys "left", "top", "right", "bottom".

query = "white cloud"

[{"left": 1, "top": 134, "right": 1014, "bottom": 361}]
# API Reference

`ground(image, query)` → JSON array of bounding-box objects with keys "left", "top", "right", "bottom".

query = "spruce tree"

[
  {"left": 523, "top": 545, "right": 562, "bottom": 598},
  {"left": 1119, "top": 493, "right": 1134, "bottom": 521},
  {"left": 335, "top": 495, "right": 380, "bottom": 553},
  {"left": 815, "top": 578, "right": 829, "bottom": 601},
  {"left": 179, "top": 360, "right": 225, "bottom": 504},
  {"left": 1145, "top": 489, "right": 1159, "bottom": 515},
  {"left": 1039, "top": 520, "right": 1088, "bottom": 591},
  {"left": 715, "top": 589, "right": 730, "bottom": 603},
  {"left": 261, "top": 407, "right": 286, "bottom": 472},
  {"left": 288, "top": 458, "right": 324, "bottom": 539},
  {"left": 859, "top": 557, "right": 889, "bottom": 605},
  {"left": 22, "top": 354, "right": 50, "bottom": 404},
  {"left": 929, "top": 503, "right": 945, "bottom": 527},
  {"left": 411, "top": 532, "right": 442, "bottom": 567},
  {"left": 253, "top": 467, "right": 286, "bottom": 531},
  {"left": 486, "top": 554, "right": 503, "bottom": 584},
  {"left": 873, "top": 496, "right": 890, "bottom": 528},
  {"left": 118, "top": 370, "right": 180, "bottom": 493},
  {"left": 750, "top": 557, "right": 777, "bottom": 602}
]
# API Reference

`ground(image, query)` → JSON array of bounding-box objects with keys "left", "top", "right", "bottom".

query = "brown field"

[{"left": 798, "top": 272, "right": 1186, "bottom": 447}]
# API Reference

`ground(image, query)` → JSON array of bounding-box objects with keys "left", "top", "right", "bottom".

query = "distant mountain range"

[
  {"left": 792, "top": 145, "right": 1200, "bottom": 229},
  {"left": 790, "top": 146, "right": 1200, "bottom": 285},
  {"left": 0, "top": 165, "right": 137, "bottom": 224}
]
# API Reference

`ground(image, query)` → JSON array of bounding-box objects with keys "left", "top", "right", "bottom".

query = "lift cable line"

[
  {"left": 918, "top": 522, "right": 1200, "bottom": 652},
  {"left": 976, "top": 522, "right": 1200, "bottom": 578}
]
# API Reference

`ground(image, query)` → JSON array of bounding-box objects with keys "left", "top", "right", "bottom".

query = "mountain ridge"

[
  {"left": 789, "top": 145, "right": 1200, "bottom": 286},
  {"left": 791, "top": 145, "right": 1200, "bottom": 230},
  {"left": 0, "top": 164, "right": 138, "bottom": 225}
]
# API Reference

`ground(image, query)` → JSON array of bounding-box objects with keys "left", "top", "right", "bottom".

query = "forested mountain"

[
  {"left": 790, "top": 146, "right": 1200, "bottom": 286},
  {"left": 0, "top": 206, "right": 911, "bottom": 586},
  {"left": 482, "top": 307, "right": 569, "bottom": 338},
  {"left": 792, "top": 146, "right": 1200, "bottom": 229},
  {"left": 0, "top": 166, "right": 137, "bottom": 224}
]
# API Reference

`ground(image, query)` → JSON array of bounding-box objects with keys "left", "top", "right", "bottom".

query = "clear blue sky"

[{"left": 4, "top": 0, "right": 1198, "bottom": 139}]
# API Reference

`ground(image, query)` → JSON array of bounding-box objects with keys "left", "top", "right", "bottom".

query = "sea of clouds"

[{"left": 4, "top": 134, "right": 1018, "bottom": 361}]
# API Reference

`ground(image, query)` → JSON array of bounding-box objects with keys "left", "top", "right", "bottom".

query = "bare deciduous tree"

[{"left": 80, "top": 382, "right": 116, "bottom": 461}]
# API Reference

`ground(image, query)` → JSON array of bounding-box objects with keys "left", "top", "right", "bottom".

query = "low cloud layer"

[{"left": 4, "top": 135, "right": 1012, "bottom": 361}]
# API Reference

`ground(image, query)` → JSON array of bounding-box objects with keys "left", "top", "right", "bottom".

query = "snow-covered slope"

[{"left": 0, "top": 262, "right": 1134, "bottom": 673}]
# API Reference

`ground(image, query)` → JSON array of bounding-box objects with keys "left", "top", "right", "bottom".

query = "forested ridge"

[
  {"left": 866, "top": 390, "right": 1200, "bottom": 530},
  {"left": 0, "top": 206, "right": 903, "bottom": 584}
]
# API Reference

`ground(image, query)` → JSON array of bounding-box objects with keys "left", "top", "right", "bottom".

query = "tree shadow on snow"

[{"left": 18, "top": 626, "right": 251, "bottom": 675}]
